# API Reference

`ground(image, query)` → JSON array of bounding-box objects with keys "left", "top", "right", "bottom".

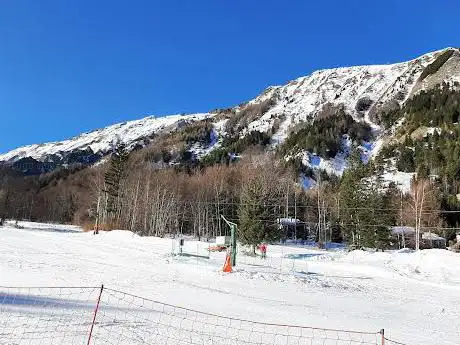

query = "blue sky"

[{"left": 0, "top": 0, "right": 459, "bottom": 153}]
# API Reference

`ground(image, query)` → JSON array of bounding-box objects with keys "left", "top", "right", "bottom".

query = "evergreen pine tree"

[
  {"left": 238, "top": 176, "right": 279, "bottom": 252},
  {"left": 361, "top": 168, "right": 391, "bottom": 250},
  {"left": 104, "top": 144, "right": 129, "bottom": 221},
  {"left": 339, "top": 149, "right": 366, "bottom": 246}
]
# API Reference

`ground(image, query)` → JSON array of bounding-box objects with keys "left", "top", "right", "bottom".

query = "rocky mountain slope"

[
  {"left": 1, "top": 48, "right": 459, "bottom": 178},
  {"left": 0, "top": 113, "right": 211, "bottom": 163}
]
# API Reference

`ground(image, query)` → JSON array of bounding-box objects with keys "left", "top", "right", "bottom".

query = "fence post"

[
  {"left": 87, "top": 284, "right": 104, "bottom": 345},
  {"left": 380, "top": 329, "right": 385, "bottom": 345}
]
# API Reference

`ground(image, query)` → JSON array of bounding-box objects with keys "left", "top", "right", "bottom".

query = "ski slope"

[{"left": 1, "top": 222, "right": 459, "bottom": 344}]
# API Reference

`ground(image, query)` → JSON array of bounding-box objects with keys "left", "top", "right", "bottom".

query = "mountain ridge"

[{"left": 1, "top": 47, "right": 459, "bottom": 173}]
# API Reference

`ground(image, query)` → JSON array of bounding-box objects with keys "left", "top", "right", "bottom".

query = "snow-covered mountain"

[
  {"left": 1, "top": 47, "right": 459, "bottom": 174},
  {"left": 246, "top": 48, "right": 459, "bottom": 141},
  {"left": 0, "top": 113, "right": 212, "bottom": 163}
]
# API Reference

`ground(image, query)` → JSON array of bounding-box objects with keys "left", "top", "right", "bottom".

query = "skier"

[{"left": 260, "top": 243, "right": 267, "bottom": 259}]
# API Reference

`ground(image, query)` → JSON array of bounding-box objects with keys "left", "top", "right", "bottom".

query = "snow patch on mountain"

[
  {"left": 300, "top": 135, "right": 352, "bottom": 177},
  {"left": 382, "top": 171, "right": 415, "bottom": 194},
  {"left": 189, "top": 119, "right": 228, "bottom": 159}
]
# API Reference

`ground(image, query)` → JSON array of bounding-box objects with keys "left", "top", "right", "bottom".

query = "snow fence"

[{"left": 0, "top": 285, "right": 409, "bottom": 345}]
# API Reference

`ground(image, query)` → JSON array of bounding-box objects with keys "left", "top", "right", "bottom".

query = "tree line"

[{"left": 1, "top": 141, "right": 454, "bottom": 250}]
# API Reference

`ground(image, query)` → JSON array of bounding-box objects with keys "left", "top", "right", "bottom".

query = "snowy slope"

[
  {"left": 1, "top": 222, "right": 459, "bottom": 345},
  {"left": 0, "top": 113, "right": 212, "bottom": 162},
  {"left": 244, "top": 49, "right": 445, "bottom": 141}
]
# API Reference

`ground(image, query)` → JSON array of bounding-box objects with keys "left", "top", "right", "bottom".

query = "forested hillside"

[{"left": 379, "top": 83, "right": 460, "bottom": 189}]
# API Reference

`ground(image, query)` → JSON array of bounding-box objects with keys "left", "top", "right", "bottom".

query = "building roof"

[
  {"left": 422, "top": 232, "right": 446, "bottom": 241},
  {"left": 391, "top": 226, "right": 415, "bottom": 235},
  {"left": 277, "top": 218, "right": 302, "bottom": 225}
]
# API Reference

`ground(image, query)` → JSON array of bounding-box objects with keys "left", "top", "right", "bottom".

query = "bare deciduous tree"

[{"left": 405, "top": 178, "right": 440, "bottom": 250}]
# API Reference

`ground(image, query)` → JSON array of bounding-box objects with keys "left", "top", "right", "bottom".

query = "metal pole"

[
  {"left": 294, "top": 191, "right": 297, "bottom": 241},
  {"left": 87, "top": 284, "right": 104, "bottom": 345},
  {"left": 221, "top": 215, "right": 237, "bottom": 267}
]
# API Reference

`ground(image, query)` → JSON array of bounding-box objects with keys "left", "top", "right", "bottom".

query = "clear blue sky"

[{"left": 0, "top": 0, "right": 459, "bottom": 153}]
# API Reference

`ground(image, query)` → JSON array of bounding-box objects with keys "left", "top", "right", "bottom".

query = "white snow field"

[{"left": 1, "top": 222, "right": 459, "bottom": 345}]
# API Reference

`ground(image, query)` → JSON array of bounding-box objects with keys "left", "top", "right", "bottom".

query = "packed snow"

[{"left": 1, "top": 221, "right": 459, "bottom": 344}]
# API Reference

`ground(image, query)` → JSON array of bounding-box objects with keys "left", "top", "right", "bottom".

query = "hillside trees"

[
  {"left": 404, "top": 178, "right": 441, "bottom": 250},
  {"left": 0, "top": 188, "right": 9, "bottom": 221},
  {"left": 419, "top": 49, "right": 454, "bottom": 81},
  {"left": 396, "top": 147, "right": 415, "bottom": 172},
  {"left": 0, "top": 172, "right": 12, "bottom": 220},
  {"left": 104, "top": 144, "right": 129, "bottom": 224},
  {"left": 0, "top": 168, "right": 40, "bottom": 221},
  {"left": 379, "top": 85, "right": 460, "bottom": 201},
  {"left": 338, "top": 151, "right": 392, "bottom": 248},
  {"left": 238, "top": 166, "right": 284, "bottom": 251},
  {"left": 281, "top": 111, "right": 372, "bottom": 158},
  {"left": 225, "top": 98, "right": 275, "bottom": 136},
  {"left": 201, "top": 131, "right": 272, "bottom": 167}
]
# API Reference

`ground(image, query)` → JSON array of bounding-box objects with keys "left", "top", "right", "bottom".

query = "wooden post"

[{"left": 380, "top": 329, "right": 385, "bottom": 345}]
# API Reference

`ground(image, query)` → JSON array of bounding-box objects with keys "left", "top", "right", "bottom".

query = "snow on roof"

[
  {"left": 422, "top": 232, "right": 446, "bottom": 241},
  {"left": 391, "top": 226, "right": 415, "bottom": 235},
  {"left": 277, "top": 218, "right": 302, "bottom": 225},
  {"left": 391, "top": 228, "right": 446, "bottom": 241}
]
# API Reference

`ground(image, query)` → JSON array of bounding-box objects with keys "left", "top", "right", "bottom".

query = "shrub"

[{"left": 355, "top": 97, "right": 373, "bottom": 112}]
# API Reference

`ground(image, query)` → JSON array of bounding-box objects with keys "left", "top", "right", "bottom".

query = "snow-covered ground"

[{"left": 1, "top": 221, "right": 459, "bottom": 344}]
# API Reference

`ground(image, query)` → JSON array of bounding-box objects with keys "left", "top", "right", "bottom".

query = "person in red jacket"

[{"left": 260, "top": 243, "right": 267, "bottom": 259}]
